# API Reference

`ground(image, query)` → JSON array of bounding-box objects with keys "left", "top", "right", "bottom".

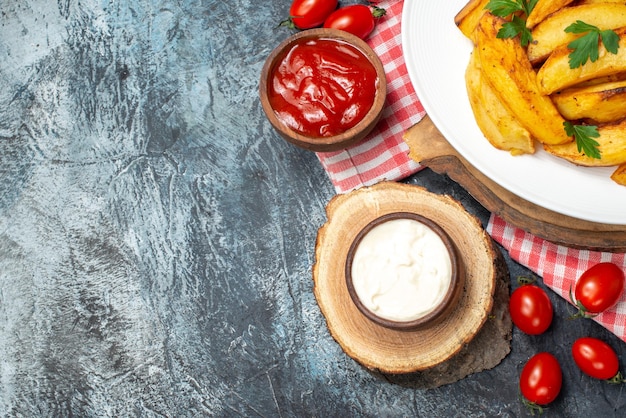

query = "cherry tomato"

[
  {"left": 509, "top": 284, "right": 553, "bottom": 335},
  {"left": 323, "top": 5, "right": 386, "bottom": 40},
  {"left": 572, "top": 337, "right": 623, "bottom": 382},
  {"left": 571, "top": 262, "right": 625, "bottom": 318},
  {"left": 281, "top": 0, "right": 338, "bottom": 30},
  {"left": 519, "top": 352, "right": 562, "bottom": 408}
]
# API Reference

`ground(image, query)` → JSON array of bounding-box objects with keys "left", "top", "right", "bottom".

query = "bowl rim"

[
  {"left": 344, "top": 211, "right": 463, "bottom": 331},
  {"left": 259, "top": 28, "right": 387, "bottom": 152}
]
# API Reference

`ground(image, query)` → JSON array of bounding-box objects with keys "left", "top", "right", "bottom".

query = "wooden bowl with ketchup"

[{"left": 259, "top": 28, "right": 387, "bottom": 152}]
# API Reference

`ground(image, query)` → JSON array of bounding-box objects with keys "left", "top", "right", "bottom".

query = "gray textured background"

[{"left": 1, "top": 0, "right": 625, "bottom": 416}]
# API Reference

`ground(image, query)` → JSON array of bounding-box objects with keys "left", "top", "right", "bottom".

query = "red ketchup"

[{"left": 269, "top": 38, "right": 379, "bottom": 138}]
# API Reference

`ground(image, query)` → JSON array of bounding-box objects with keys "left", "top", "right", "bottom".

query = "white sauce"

[{"left": 351, "top": 218, "right": 453, "bottom": 322}]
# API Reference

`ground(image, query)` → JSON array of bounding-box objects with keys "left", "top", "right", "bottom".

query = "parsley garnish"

[
  {"left": 486, "top": 0, "right": 537, "bottom": 17},
  {"left": 565, "top": 21, "right": 619, "bottom": 69},
  {"left": 498, "top": 15, "right": 534, "bottom": 46},
  {"left": 564, "top": 121, "right": 601, "bottom": 159},
  {"left": 485, "top": 0, "right": 538, "bottom": 47}
]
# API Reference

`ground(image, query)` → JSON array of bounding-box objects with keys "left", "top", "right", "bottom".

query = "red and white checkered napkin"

[
  {"left": 488, "top": 215, "right": 626, "bottom": 342},
  {"left": 316, "top": 0, "right": 626, "bottom": 342}
]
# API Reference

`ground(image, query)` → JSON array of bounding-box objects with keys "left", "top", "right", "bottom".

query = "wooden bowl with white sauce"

[{"left": 345, "top": 212, "right": 463, "bottom": 331}]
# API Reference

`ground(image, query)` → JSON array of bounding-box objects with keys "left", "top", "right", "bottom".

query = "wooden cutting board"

[
  {"left": 403, "top": 116, "right": 626, "bottom": 253},
  {"left": 313, "top": 182, "right": 502, "bottom": 374}
]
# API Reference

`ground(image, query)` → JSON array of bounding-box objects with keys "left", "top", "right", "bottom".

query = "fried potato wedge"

[
  {"left": 527, "top": 0, "right": 576, "bottom": 28},
  {"left": 537, "top": 27, "right": 626, "bottom": 95},
  {"left": 455, "top": 0, "right": 490, "bottom": 41},
  {"left": 466, "top": 50, "right": 535, "bottom": 155},
  {"left": 475, "top": 13, "right": 571, "bottom": 145},
  {"left": 573, "top": 72, "right": 626, "bottom": 88},
  {"left": 577, "top": 0, "right": 626, "bottom": 4},
  {"left": 528, "top": 4, "right": 626, "bottom": 65},
  {"left": 611, "top": 163, "right": 626, "bottom": 186},
  {"left": 544, "top": 119, "right": 626, "bottom": 166},
  {"left": 553, "top": 80, "right": 626, "bottom": 123}
]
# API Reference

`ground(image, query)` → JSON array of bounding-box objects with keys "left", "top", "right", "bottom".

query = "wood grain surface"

[{"left": 313, "top": 182, "right": 500, "bottom": 374}]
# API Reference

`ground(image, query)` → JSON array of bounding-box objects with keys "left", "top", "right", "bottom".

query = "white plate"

[{"left": 402, "top": 0, "right": 626, "bottom": 225}]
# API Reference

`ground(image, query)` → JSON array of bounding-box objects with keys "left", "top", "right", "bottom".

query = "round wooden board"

[{"left": 313, "top": 182, "right": 498, "bottom": 374}]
